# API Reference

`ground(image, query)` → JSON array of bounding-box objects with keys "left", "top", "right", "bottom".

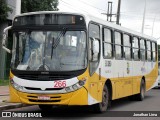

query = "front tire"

[{"left": 92, "top": 85, "right": 110, "bottom": 113}]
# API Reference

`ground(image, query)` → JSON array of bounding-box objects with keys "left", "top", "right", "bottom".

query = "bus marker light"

[
  {"left": 72, "top": 84, "right": 78, "bottom": 90},
  {"left": 78, "top": 79, "right": 86, "bottom": 86},
  {"left": 91, "top": 84, "right": 94, "bottom": 87},
  {"left": 65, "top": 87, "right": 71, "bottom": 92}
]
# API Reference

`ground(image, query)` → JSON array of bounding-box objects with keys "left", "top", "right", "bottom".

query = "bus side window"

[
  {"left": 152, "top": 42, "right": 156, "bottom": 62},
  {"left": 103, "top": 28, "right": 113, "bottom": 59},
  {"left": 140, "top": 39, "right": 146, "bottom": 61},
  {"left": 89, "top": 23, "right": 100, "bottom": 75},
  {"left": 123, "top": 34, "right": 131, "bottom": 60},
  {"left": 133, "top": 37, "right": 140, "bottom": 61},
  {"left": 114, "top": 31, "right": 122, "bottom": 59},
  {"left": 147, "top": 41, "right": 151, "bottom": 61}
]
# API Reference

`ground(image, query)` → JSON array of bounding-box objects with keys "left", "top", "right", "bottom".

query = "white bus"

[{"left": 2, "top": 11, "right": 158, "bottom": 112}]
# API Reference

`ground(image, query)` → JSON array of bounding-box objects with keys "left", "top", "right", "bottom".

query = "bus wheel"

[
  {"left": 135, "top": 80, "right": 145, "bottom": 101},
  {"left": 39, "top": 105, "right": 53, "bottom": 111},
  {"left": 92, "top": 85, "right": 109, "bottom": 113}
]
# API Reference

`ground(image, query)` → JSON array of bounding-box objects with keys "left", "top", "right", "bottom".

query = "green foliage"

[
  {"left": 22, "top": 0, "right": 59, "bottom": 13},
  {"left": 0, "top": 79, "right": 9, "bottom": 86},
  {"left": 0, "top": 0, "right": 12, "bottom": 22}
]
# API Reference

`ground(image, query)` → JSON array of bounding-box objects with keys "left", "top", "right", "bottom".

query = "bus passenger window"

[
  {"left": 123, "top": 34, "right": 131, "bottom": 60},
  {"left": 115, "top": 31, "right": 122, "bottom": 59},
  {"left": 133, "top": 37, "right": 139, "bottom": 60},
  {"left": 152, "top": 42, "right": 156, "bottom": 62},
  {"left": 140, "top": 39, "right": 146, "bottom": 61},
  {"left": 147, "top": 41, "right": 151, "bottom": 61},
  {"left": 103, "top": 28, "right": 112, "bottom": 58}
]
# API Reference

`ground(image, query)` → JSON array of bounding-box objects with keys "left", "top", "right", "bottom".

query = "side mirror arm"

[{"left": 2, "top": 26, "right": 12, "bottom": 53}]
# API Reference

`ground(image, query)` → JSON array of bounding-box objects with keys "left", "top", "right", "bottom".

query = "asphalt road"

[{"left": 2, "top": 88, "right": 160, "bottom": 120}]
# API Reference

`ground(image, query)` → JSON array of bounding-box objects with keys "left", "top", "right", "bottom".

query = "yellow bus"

[{"left": 2, "top": 11, "right": 158, "bottom": 112}]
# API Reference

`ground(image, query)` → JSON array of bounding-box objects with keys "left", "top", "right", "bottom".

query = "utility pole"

[
  {"left": 116, "top": 0, "right": 121, "bottom": 25},
  {"left": 102, "top": 1, "right": 116, "bottom": 22},
  {"left": 151, "top": 14, "right": 156, "bottom": 36},
  {"left": 107, "top": 1, "right": 113, "bottom": 22},
  {"left": 141, "top": 0, "right": 146, "bottom": 34},
  {"left": 15, "top": 0, "right": 21, "bottom": 15}
]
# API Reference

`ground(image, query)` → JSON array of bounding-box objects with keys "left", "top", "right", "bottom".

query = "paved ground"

[
  {"left": 1, "top": 88, "right": 160, "bottom": 120},
  {"left": 0, "top": 86, "right": 9, "bottom": 96},
  {"left": 0, "top": 86, "right": 29, "bottom": 111},
  {"left": 0, "top": 86, "right": 9, "bottom": 106}
]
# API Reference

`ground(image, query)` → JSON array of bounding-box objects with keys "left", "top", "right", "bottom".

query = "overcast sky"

[{"left": 58, "top": 0, "right": 160, "bottom": 43}]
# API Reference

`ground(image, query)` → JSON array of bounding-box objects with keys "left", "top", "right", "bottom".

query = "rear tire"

[
  {"left": 39, "top": 105, "right": 53, "bottom": 111},
  {"left": 92, "top": 85, "right": 110, "bottom": 113},
  {"left": 135, "top": 80, "right": 145, "bottom": 101},
  {"left": 128, "top": 79, "right": 145, "bottom": 101}
]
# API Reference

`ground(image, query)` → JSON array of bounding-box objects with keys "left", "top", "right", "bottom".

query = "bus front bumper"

[{"left": 9, "top": 85, "right": 88, "bottom": 105}]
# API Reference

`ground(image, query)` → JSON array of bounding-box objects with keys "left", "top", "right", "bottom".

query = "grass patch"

[{"left": 0, "top": 80, "right": 9, "bottom": 86}]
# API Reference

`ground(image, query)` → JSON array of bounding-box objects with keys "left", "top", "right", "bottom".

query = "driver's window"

[
  {"left": 89, "top": 24, "right": 100, "bottom": 39},
  {"left": 89, "top": 23, "right": 100, "bottom": 75}
]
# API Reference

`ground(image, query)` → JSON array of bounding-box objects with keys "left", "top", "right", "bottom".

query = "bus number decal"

[
  {"left": 54, "top": 80, "right": 66, "bottom": 88},
  {"left": 105, "top": 60, "right": 112, "bottom": 67}
]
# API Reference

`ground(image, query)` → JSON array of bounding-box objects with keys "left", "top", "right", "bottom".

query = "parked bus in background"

[{"left": 2, "top": 11, "right": 158, "bottom": 112}]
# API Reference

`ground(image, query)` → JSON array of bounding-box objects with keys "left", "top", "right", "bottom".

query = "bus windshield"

[{"left": 11, "top": 30, "right": 87, "bottom": 71}]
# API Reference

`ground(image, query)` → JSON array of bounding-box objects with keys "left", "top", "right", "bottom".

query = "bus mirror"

[
  {"left": 93, "top": 39, "right": 99, "bottom": 54},
  {"left": 89, "top": 37, "right": 99, "bottom": 61},
  {"left": 2, "top": 26, "right": 12, "bottom": 53}
]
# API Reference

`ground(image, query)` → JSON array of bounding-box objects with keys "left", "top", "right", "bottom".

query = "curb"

[{"left": 0, "top": 103, "right": 32, "bottom": 111}]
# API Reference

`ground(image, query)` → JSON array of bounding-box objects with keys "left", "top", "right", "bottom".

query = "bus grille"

[
  {"left": 28, "top": 99, "right": 60, "bottom": 102},
  {"left": 17, "top": 74, "right": 72, "bottom": 81},
  {"left": 25, "top": 87, "right": 63, "bottom": 91},
  {"left": 28, "top": 95, "right": 61, "bottom": 103},
  {"left": 28, "top": 95, "right": 61, "bottom": 99}
]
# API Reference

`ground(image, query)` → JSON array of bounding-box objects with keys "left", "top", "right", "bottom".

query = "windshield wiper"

[{"left": 51, "top": 28, "right": 67, "bottom": 59}]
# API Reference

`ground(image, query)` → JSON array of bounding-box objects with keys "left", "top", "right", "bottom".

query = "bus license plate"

[{"left": 38, "top": 96, "right": 50, "bottom": 100}]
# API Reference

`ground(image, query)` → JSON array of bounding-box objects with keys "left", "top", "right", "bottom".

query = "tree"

[
  {"left": 0, "top": 0, "right": 12, "bottom": 22},
  {"left": 22, "top": 0, "right": 59, "bottom": 13}
]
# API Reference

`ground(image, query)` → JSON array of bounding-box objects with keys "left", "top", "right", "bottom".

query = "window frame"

[
  {"left": 88, "top": 22, "right": 101, "bottom": 76},
  {"left": 123, "top": 33, "right": 132, "bottom": 60},
  {"left": 114, "top": 30, "right": 123, "bottom": 60},
  {"left": 139, "top": 38, "right": 146, "bottom": 61},
  {"left": 102, "top": 27, "right": 114, "bottom": 59},
  {"left": 151, "top": 42, "right": 157, "bottom": 62},
  {"left": 146, "top": 40, "right": 152, "bottom": 61},
  {"left": 132, "top": 36, "right": 140, "bottom": 61}
]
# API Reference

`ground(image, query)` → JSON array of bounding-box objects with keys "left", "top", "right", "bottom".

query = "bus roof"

[
  {"left": 14, "top": 11, "right": 157, "bottom": 42},
  {"left": 87, "top": 14, "right": 157, "bottom": 42}
]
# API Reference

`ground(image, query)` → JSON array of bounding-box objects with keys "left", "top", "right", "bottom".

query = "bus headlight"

[
  {"left": 65, "top": 80, "right": 86, "bottom": 92},
  {"left": 65, "top": 87, "right": 72, "bottom": 92},
  {"left": 72, "top": 84, "right": 78, "bottom": 90},
  {"left": 10, "top": 79, "right": 24, "bottom": 91},
  {"left": 78, "top": 80, "right": 86, "bottom": 86}
]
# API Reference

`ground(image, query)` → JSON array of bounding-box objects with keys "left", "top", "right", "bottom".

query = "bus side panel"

[
  {"left": 9, "top": 84, "right": 21, "bottom": 102},
  {"left": 146, "top": 61, "right": 158, "bottom": 90}
]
